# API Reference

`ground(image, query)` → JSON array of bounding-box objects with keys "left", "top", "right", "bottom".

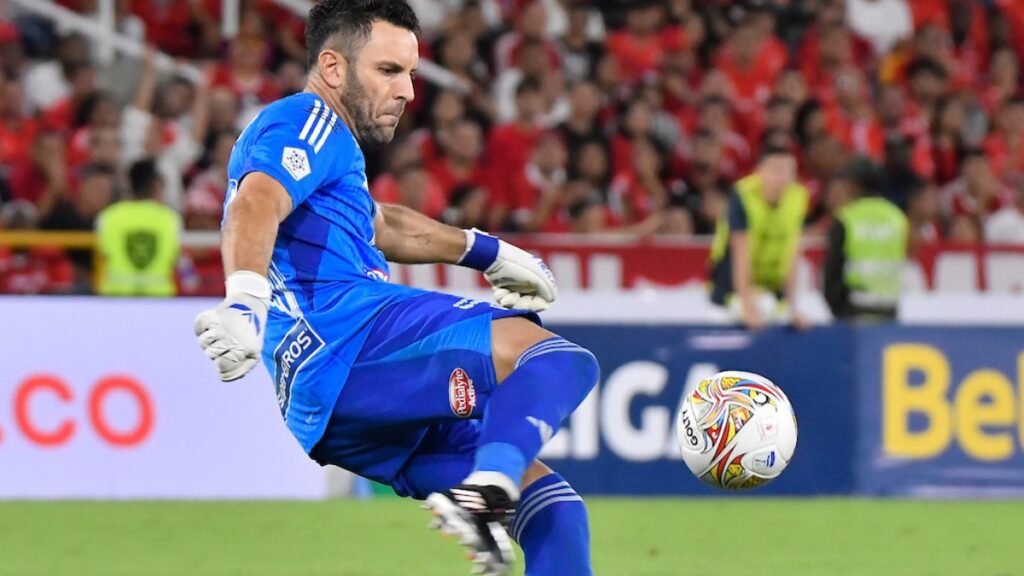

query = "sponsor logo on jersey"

[
  {"left": 273, "top": 318, "right": 325, "bottom": 415},
  {"left": 449, "top": 368, "right": 477, "bottom": 418}
]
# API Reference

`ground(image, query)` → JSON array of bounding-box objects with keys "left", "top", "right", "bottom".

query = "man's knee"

[{"left": 491, "top": 318, "right": 599, "bottom": 391}]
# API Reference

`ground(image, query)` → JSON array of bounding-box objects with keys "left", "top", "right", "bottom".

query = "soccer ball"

[{"left": 676, "top": 370, "right": 797, "bottom": 490}]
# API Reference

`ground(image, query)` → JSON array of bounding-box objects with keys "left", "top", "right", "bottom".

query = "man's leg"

[
  {"left": 399, "top": 451, "right": 591, "bottom": 576},
  {"left": 427, "top": 317, "right": 598, "bottom": 574},
  {"left": 512, "top": 462, "right": 592, "bottom": 576},
  {"left": 466, "top": 317, "right": 599, "bottom": 495}
]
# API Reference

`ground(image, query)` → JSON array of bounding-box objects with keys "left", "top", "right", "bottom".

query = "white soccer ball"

[{"left": 677, "top": 370, "right": 797, "bottom": 490}]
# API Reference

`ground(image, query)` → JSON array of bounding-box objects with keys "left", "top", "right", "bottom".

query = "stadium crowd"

[{"left": 2, "top": 0, "right": 1024, "bottom": 295}]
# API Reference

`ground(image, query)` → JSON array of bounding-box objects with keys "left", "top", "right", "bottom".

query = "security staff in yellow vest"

[
  {"left": 96, "top": 159, "right": 181, "bottom": 296},
  {"left": 709, "top": 146, "right": 810, "bottom": 330},
  {"left": 823, "top": 160, "right": 908, "bottom": 320}
]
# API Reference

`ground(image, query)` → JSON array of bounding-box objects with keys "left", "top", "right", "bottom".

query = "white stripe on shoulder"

[
  {"left": 298, "top": 99, "right": 321, "bottom": 140},
  {"left": 314, "top": 112, "right": 337, "bottom": 153},
  {"left": 306, "top": 107, "right": 330, "bottom": 146}
]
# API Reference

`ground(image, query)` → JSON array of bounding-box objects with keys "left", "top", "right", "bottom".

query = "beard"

[{"left": 342, "top": 67, "right": 396, "bottom": 149}]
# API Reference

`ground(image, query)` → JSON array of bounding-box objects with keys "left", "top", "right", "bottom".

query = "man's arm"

[
  {"left": 729, "top": 230, "right": 764, "bottom": 329},
  {"left": 222, "top": 172, "right": 293, "bottom": 275},
  {"left": 373, "top": 203, "right": 467, "bottom": 264},
  {"left": 194, "top": 173, "right": 292, "bottom": 382},
  {"left": 374, "top": 202, "right": 557, "bottom": 311}
]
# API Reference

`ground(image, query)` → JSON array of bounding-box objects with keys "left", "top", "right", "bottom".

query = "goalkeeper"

[{"left": 192, "top": 2, "right": 598, "bottom": 575}]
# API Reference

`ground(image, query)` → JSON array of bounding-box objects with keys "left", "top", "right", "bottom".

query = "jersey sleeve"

[
  {"left": 727, "top": 192, "right": 748, "bottom": 232},
  {"left": 240, "top": 105, "right": 351, "bottom": 207}
]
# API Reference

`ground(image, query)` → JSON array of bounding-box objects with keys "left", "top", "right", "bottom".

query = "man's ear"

[{"left": 317, "top": 49, "right": 347, "bottom": 89}]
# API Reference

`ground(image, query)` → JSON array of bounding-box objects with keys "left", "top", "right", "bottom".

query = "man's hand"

[
  {"left": 459, "top": 230, "right": 557, "bottom": 312},
  {"left": 486, "top": 240, "right": 558, "bottom": 312},
  {"left": 194, "top": 272, "right": 270, "bottom": 381}
]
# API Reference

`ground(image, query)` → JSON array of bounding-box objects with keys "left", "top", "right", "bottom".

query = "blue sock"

[
  {"left": 474, "top": 337, "right": 599, "bottom": 484},
  {"left": 511, "top": 473, "right": 592, "bottom": 576}
]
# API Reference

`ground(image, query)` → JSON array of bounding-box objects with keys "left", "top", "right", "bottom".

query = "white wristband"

[{"left": 226, "top": 271, "right": 271, "bottom": 301}]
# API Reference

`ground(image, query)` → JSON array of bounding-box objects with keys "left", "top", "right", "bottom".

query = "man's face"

[{"left": 341, "top": 21, "right": 418, "bottom": 148}]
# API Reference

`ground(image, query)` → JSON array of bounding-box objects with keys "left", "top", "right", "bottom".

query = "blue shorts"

[{"left": 308, "top": 291, "right": 538, "bottom": 499}]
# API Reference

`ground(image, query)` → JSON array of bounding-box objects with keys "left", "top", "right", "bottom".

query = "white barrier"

[{"left": 0, "top": 298, "right": 327, "bottom": 499}]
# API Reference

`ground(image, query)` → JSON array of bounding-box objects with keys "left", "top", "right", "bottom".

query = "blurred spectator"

[
  {"left": 823, "top": 158, "right": 907, "bottom": 321},
  {"left": 442, "top": 183, "right": 490, "bottom": 230},
  {"left": 559, "top": 1, "right": 605, "bottom": 85},
  {"left": 184, "top": 131, "right": 234, "bottom": 231},
  {"left": 906, "top": 183, "right": 943, "bottom": 253},
  {"left": 983, "top": 96, "right": 1024, "bottom": 182},
  {"left": 609, "top": 137, "right": 668, "bottom": 226},
  {"left": 96, "top": 159, "right": 180, "bottom": 296},
  {"left": 714, "top": 5, "right": 788, "bottom": 118},
  {"left": 941, "top": 149, "right": 1013, "bottom": 220},
  {"left": 708, "top": 146, "right": 810, "bottom": 330},
  {"left": 23, "top": 33, "right": 89, "bottom": 112},
  {"left": 494, "top": 0, "right": 559, "bottom": 74},
  {"left": 498, "top": 130, "right": 567, "bottom": 232},
  {"left": 557, "top": 81, "right": 605, "bottom": 170},
  {"left": 486, "top": 78, "right": 544, "bottom": 211},
  {"left": 0, "top": 200, "right": 74, "bottom": 295},
  {"left": 677, "top": 129, "right": 730, "bottom": 235},
  {"left": 984, "top": 179, "right": 1024, "bottom": 245},
  {"left": 948, "top": 212, "right": 982, "bottom": 244},
  {"left": 123, "top": 49, "right": 210, "bottom": 213},
  {"left": 429, "top": 118, "right": 489, "bottom": 206}
]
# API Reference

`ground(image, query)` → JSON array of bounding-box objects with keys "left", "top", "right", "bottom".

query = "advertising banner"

[
  {"left": 0, "top": 298, "right": 327, "bottom": 499},
  {"left": 539, "top": 324, "right": 857, "bottom": 495},
  {"left": 857, "top": 326, "right": 1024, "bottom": 497}
]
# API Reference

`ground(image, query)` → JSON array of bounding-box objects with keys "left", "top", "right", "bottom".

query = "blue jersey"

[{"left": 226, "top": 92, "right": 425, "bottom": 452}]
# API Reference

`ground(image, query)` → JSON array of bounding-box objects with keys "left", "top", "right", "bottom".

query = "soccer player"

[{"left": 192, "top": 2, "right": 598, "bottom": 575}]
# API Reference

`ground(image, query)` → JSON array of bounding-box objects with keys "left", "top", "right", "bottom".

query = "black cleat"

[{"left": 424, "top": 484, "right": 518, "bottom": 576}]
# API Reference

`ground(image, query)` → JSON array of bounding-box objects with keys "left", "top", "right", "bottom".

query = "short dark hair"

[
  {"left": 306, "top": 0, "right": 420, "bottom": 69},
  {"left": 907, "top": 57, "right": 948, "bottom": 81},
  {"left": 129, "top": 159, "right": 162, "bottom": 200}
]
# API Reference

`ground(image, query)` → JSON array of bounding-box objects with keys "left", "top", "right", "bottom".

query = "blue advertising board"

[
  {"left": 540, "top": 324, "right": 857, "bottom": 495},
  {"left": 857, "top": 326, "right": 1024, "bottom": 497}
]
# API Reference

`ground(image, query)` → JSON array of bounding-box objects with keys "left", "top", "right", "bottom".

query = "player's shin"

[
  {"left": 511, "top": 473, "right": 593, "bottom": 576},
  {"left": 471, "top": 337, "right": 599, "bottom": 491}
]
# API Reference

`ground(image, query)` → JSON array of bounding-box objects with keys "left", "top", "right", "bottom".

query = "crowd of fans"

[{"left": 2, "top": 0, "right": 1024, "bottom": 295}]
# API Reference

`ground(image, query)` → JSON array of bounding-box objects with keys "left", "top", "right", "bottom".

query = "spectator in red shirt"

[
  {"left": 980, "top": 48, "right": 1020, "bottom": 116},
  {"left": 609, "top": 137, "right": 669, "bottom": 226},
  {"left": 131, "top": 0, "right": 220, "bottom": 58},
  {"left": 984, "top": 96, "right": 1024, "bottom": 183},
  {"left": 714, "top": 6, "right": 788, "bottom": 119},
  {"left": 493, "top": 0, "right": 560, "bottom": 74},
  {"left": 429, "top": 118, "right": 489, "bottom": 203},
  {"left": 0, "top": 200, "right": 74, "bottom": 295},
  {"left": 610, "top": 99, "right": 654, "bottom": 175},
  {"left": 500, "top": 131, "right": 568, "bottom": 232},
  {"left": 606, "top": 0, "right": 677, "bottom": 86},
  {"left": 211, "top": 36, "right": 280, "bottom": 108},
  {"left": 799, "top": 17, "right": 871, "bottom": 95},
  {"left": 906, "top": 182, "right": 944, "bottom": 251},
  {"left": 486, "top": 78, "right": 544, "bottom": 213},
  {"left": 0, "top": 74, "right": 37, "bottom": 182},
  {"left": 822, "top": 68, "right": 885, "bottom": 161},
  {"left": 9, "top": 130, "right": 67, "bottom": 207},
  {"left": 905, "top": 57, "right": 949, "bottom": 134},
  {"left": 941, "top": 149, "right": 1013, "bottom": 219}
]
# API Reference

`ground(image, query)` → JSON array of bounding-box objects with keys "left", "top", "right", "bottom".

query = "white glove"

[
  {"left": 459, "top": 229, "right": 557, "bottom": 312},
  {"left": 194, "top": 271, "right": 270, "bottom": 382}
]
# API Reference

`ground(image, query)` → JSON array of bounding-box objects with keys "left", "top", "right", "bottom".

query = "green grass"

[{"left": 0, "top": 498, "right": 1020, "bottom": 575}]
